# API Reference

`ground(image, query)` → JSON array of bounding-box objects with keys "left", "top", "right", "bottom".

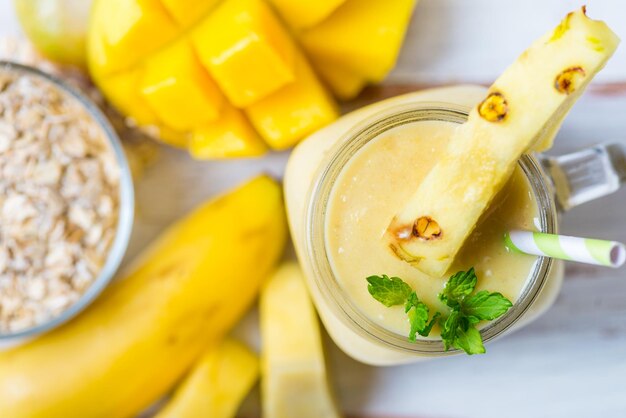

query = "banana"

[
  {"left": 386, "top": 8, "right": 619, "bottom": 277},
  {"left": 0, "top": 176, "right": 287, "bottom": 418},
  {"left": 260, "top": 263, "right": 342, "bottom": 418},
  {"left": 155, "top": 339, "right": 259, "bottom": 418}
]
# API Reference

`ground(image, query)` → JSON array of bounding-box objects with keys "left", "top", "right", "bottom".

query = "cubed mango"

[
  {"left": 245, "top": 53, "right": 338, "bottom": 150},
  {"left": 267, "top": 0, "right": 346, "bottom": 30},
  {"left": 190, "top": 105, "right": 267, "bottom": 159},
  {"left": 140, "top": 41, "right": 224, "bottom": 131},
  {"left": 300, "top": 0, "right": 416, "bottom": 82},
  {"left": 312, "top": 57, "right": 368, "bottom": 100},
  {"left": 159, "top": 0, "right": 220, "bottom": 26},
  {"left": 192, "top": 0, "right": 295, "bottom": 107}
]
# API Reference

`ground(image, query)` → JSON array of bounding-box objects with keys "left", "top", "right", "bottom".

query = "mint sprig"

[
  {"left": 367, "top": 275, "right": 441, "bottom": 340},
  {"left": 366, "top": 268, "right": 512, "bottom": 355}
]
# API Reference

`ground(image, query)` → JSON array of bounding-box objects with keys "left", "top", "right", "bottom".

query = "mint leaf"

[
  {"left": 463, "top": 290, "right": 513, "bottom": 321},
  {"left": 438, "top": 268, "right": 477, "bottom": 307},
  {"left": 405, "top": 292, "right": 429, "bottom": 341},
  {"left": 405, "top": 292, "right": 441, "bottom": 341},
  {"left": 440, "top": 310, "right": 461, "bottom": 351},
  {"left": 453, "top": 324, "right": 485, "bottom": 355},
  {"left": 367, "top": 275, "right": 412, "bottom": 307}
]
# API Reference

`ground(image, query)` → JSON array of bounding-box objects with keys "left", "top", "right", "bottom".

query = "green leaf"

[
  {"left": 405, "top": 292, "right": 429, "bottom": 341},
  {"left": 453, "top": 325, "right": 486, "bottom": 355},
  {"left": 366, "top": 275, "right": 412, "bottom": 307},
  {"left": 422, "top": 312, "right": 441, "bottom": 337},
  {"left": 440, "top": 310, "right": 461, "bottom": 351},
  {"left": 463, "top": 290, "right": 513, "bottom": 321},
  {"left": 438, "top": 268, "right": 478, "bottom": 307}
]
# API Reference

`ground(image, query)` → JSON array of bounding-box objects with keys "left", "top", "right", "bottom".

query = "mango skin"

[
  {"left": 155, "top": 339, "right": 259, "bottom": 418},
  {"left": 0, "top": 176, "right": 287, "bottom": 418}
]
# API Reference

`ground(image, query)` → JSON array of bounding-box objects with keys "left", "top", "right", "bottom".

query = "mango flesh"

[
  {"left": 387, "top": 8, "right": 619, "bottom": 278},
  {"left": 0, "top": 176, "right": 287, "bottom": 418},
  {"left": 140, "top": 41, "right": 225, "bottom": 131},
  {"left": 300, "top": 0, "right": 417, "bottom": 83},
  {"left": 190, "top": 104, "right": 267, "bottom": 159},
  {"left": 155, "top": 339, "right": 259, "bottom": 418},
  {"left": 193, "top": 0, "right": 296, "bottom": 108},
  {"left": 88, "top": 0, "right": 341, "bottom": 157},
  {"left": 268, "top": 0, "right": 346, "bottom": 30},
  {"left": 245, "top": 52, "right": 338, "bottom": 150},
  {"left": 260, "top": 263, "right": 342, "bottom": 418}
]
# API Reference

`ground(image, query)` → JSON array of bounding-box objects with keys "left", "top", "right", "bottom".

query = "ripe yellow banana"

[{"left": 0, "top": 176, "right": 287, "bottom": 418}]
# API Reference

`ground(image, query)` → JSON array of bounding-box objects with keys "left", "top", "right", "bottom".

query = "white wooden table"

[{"left": 2, "top": 1, "right": 626, "bottom": 417}]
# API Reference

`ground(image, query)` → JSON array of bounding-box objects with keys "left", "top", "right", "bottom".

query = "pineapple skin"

[{"left": 387, "top": 8, "right": 620, "bottom": 278}]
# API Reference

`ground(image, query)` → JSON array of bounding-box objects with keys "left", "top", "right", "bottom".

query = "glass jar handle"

[{"left": 542, "top": 142, "right": 626, "bottom": 211}]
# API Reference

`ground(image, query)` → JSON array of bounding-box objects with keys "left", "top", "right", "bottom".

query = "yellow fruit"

[
  {"left": 160, "top": 0, "right": 220, "bottom": 26},
  {"left": 190, "top": 105, "right": 267, "bottom": 159},
  {"left": 386, "top": 8, "right": 619, "bottom": 278},
  {"left": 14, "top": 0, "right": 92, "bottom": 68},
  {"left": 311, "top": 56, "right": 368, "bottom": 101},
  {"left": 0, "top": 176, "right": 287, "bottom": 418},
  {"left": 155, "top": 339, "right": 259, "bottom": 418},
  {"left": 260, "top": 263, "right": 342, "bottom": 418},
  {"left": 193, "top": 0, "right": 296, "bottom": 108},
  {"left": 89, "top": 0, "right": 178, "bottom": 74},
  {"left": 246, "top": 52, "right": 338, "bottom": 150},
  {"left": 268, "top": 0, "right": 346, "bottom": 30},
  {"left": 140, "top": 41, "right": 224, "bottom": 131},
  {"left": 300, "top": 0, "right": 416, "bottom": 82}
]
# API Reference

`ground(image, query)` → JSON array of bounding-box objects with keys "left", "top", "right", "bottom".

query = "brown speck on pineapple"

[
  {"left": 478, "top": 92, "right": 508, "bottom": 122},
  {"left": 555, "top": 67, "right": 586, "bottom": 94},
  {"left": 413, "top": 216, "right": 442, "bottom": 240}
]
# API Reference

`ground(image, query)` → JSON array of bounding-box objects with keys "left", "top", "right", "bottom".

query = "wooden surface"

[{"left": 2, "top": 1, "right": 626, "bottom": 417}]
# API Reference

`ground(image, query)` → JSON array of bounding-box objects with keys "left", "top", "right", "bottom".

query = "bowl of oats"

[{"left": 0, "top": 61, "right": 133, "bottom": 341}]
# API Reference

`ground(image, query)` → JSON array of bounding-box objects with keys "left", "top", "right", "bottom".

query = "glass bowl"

[{"left": 0, "top": 61, "right": 134, "bottom": 346}]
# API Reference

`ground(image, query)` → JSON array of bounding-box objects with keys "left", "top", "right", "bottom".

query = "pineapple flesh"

[{"left": 386, "top": 8, "right": 619, "bottom": 278}]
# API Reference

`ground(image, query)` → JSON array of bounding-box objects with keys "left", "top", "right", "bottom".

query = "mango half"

[{"left": 88, "top": 0, "right": 417, "bottom": 157}]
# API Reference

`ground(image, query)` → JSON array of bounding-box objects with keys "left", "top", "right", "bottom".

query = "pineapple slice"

[
  {"left": 260, "top": 263, "right": 342, "bottom": 418},
  {"left": 155, "top": 339, "right": 258, "bottom": 418},
  {"left": 140, "top": 41, "right": 224, "bottom": 132},
  {"left": 299, "top": 0, "right": 416, "bottom": 82},
  {"left": 267, "top": 0, "right": 346, "bottom": 30},
  {"left": 245, "top": 52, "right": 338, "bottom": 150},
  {"left": 386, "top": 8, "right": 619, "bottom": 278},
  {"left": 192, "top": 0, "right": 296, "bottom": 108}
]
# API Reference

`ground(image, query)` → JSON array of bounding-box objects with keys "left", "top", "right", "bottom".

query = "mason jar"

[{"left": 284, "top": 85, "right": 625, "bottom": 366}]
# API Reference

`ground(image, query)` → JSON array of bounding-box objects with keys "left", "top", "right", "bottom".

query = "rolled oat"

[{"left": 0, "top": 68, "right": 120, "bottom": 334}]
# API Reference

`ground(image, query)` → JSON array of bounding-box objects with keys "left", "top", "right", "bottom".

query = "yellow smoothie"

[
  {"left": 285, "top": 86, "right": 564, "bottom": 365},
  {"left": 325, "top": 121, "right": 538, "bottom": 337}
]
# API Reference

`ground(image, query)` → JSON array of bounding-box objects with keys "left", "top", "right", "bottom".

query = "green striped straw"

[{"left": 505, "top": 230, "right": 626, "bottom": 268}]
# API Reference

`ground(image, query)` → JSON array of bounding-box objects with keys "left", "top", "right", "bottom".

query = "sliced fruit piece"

[
  {"left": 89, "top": 0, "right": 178, "bottom": 74},
  {"left": 260, "top": 263, "right": 342, "bottom": 418},
  {"left": 192, "top": 0, "right": 295, "bottom": 107},
  {"left": 160, "top": 0, "right": 220, "bottom": 26},
  {"left": 155, "top": 339, "right": 259, "bottom": 418},
  {"left": 190, "top": 105, "right": 267, "bottom": 159},
  {"left": 245, "top": 52, "right": 338, "bottom": 150},
  {"left": 267, "top": 0, "right": 346, "bottom": 30},
  {"left": 311, "top": 56, "right": 368, "bottom": 101},
  {"left": 0, "top": 176, "right": 287, "bottom": 418},
  {"left": 300, "top": 0, "right": 416, "bottom": 82},
  {"left": 386, "top": 8, "right": 619, "bottom": 278},
  {"left": 140, "top": 41, "right": 224, "bottom": 132},
  {"left": 95, "top": 67, "right": 159, "bottom": 126}
]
